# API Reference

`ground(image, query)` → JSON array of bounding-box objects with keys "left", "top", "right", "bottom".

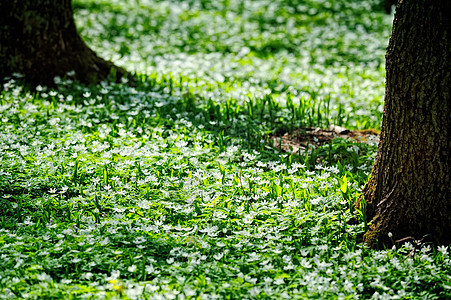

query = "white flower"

[
  {"left": 36, "top": 272, "right": 52, "bottom": 282},
  {"left": 438, "top": 245, "right": 449, "bottom": 256},
  {"left": 245, "top": 275, "right": 257, "bottom": 284},
  {"left": 128, "top": 265, "right": 137, "bottom": 273},
  {"left": 60, "top": 279, "right": 72, "bottom": 284},
  {"left": 133, "top": 236, "right": 146, "bottom": 244},
  {"left": 145, "top": 265, "right": 160, "bottom": 275},
  {"left": 100, "top": 237, "right": 110, "bottom": 246},
  {"left": 81, "top": 272, "right": 93, "bottom": 280},
  {"left": 138, "top": 200, "right": 151, "bottom": 210},
  {"left": 49, "top": 118, "right": 60, "bottom": 126},
  {"left": 213, "top": 253, "right": 224, "bottom": 260},
  {"left": 145, "top": 265, "right": 154, "bottom": 274},
  {"left": 111, "top": 270, "right": 120, "bottom": 279},
  {"left": 421, "top": 245, "right": 431, "bottom": 253}
]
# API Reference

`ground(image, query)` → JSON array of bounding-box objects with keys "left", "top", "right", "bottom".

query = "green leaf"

[{"left": 340, "top": 174, "right": 348, "bottom": 194}]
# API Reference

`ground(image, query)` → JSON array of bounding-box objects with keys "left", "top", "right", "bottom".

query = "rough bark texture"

[
  {"left": 0, "top": 0, "right": 126, "bottom": 86},
  {"left": 357, "top": 0, "right": 451, "bottom": 248}
]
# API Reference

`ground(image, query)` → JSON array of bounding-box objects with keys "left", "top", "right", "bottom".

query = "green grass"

[{"left": 1, "top": 0, "right": 450, "bottom": 299}]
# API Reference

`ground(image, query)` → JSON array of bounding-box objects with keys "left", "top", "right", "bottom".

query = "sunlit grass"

[
  {"left": 74, "top": 0, "right": 391, "bottom": 130},
  {"left": 0, "top": 0, "right": 450, "bottom": 299}
]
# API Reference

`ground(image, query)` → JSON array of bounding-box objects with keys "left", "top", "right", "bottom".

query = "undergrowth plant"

[{"left": 0, "top": 0, "right": 450, "bottom": 299}]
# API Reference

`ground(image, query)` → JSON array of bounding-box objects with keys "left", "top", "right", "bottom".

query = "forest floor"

[{"left": 0, "top": 0, "right": 449, "bottom": 299}]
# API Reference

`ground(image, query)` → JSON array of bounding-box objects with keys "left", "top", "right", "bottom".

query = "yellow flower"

[{"left": 108, "top": 279, "right": 124, "bottom": 295}]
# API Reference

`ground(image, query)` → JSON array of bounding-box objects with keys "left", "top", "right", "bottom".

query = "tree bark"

[
  {"left": 357, "top": 0, "right": 451, "bottom": 248},
  {"left": 0, "top": 0, "right": 126, "bottom": 86}
]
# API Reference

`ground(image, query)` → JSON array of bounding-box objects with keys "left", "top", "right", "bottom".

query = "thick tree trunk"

[
  {"left": 0, "top": 0, "right": 126, "bottom": 86},
  {"left": 357, "top": 0, "right": 451, "bottom": 248}
]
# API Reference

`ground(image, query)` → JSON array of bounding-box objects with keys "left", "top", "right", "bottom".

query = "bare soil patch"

[{"left": 269, "top": 126, "right": 380, "bottom": 154}]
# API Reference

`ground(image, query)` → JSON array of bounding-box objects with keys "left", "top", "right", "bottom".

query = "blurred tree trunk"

[
  {"left": 357, "top": 0, "right": 451, "bottom": 247},
  {"left": 0, "top": 0, "right": 126, "bottom": 86}
]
